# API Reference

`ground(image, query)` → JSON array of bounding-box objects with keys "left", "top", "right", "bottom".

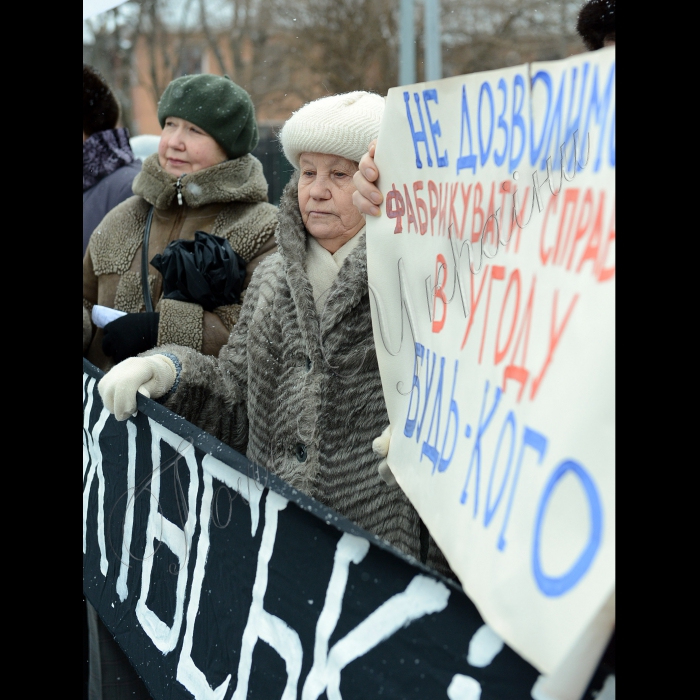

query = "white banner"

[{"left": 367, "top": 47, "right": 615, "bottom": 677}]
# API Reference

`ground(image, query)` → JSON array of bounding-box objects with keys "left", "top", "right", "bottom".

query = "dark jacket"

[
  {"left": 83, "top": 127, "right": 142, "bottom": 256},
  {"left": 83, "top": 161, "right": 142, "bottom": 255}
]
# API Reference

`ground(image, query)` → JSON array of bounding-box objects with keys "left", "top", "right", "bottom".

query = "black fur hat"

[
  {"left": 83, "top": 63, "right": 120, "bottom": 137},
  {"left": 576, "top": 0, "right": 615, "bottom": 51}
]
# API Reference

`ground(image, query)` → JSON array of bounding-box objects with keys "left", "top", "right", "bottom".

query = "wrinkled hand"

[
  {"left": 372, "top": 424, "right": 396, "bottom": 486},
  {"left": 352, "top": 139, "right": 383, "bottom": 217},
  {"left": 98, "top": 355, "right": 177, "bottom": 421},
  {"left": 102, "top": 312, "right": 160, "bottom": 363}
]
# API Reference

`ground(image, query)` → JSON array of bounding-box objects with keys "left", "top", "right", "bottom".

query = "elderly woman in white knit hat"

[{"left": 98, "top": 91, "right": 452, "bottom": 577}]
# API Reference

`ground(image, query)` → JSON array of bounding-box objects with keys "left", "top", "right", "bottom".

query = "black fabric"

[
  {"left": 83, "top": 358, "right": 615, "bottom": 700},
  {"left": 149, "top": 231, "right": 247, "bottom": 311},
  {"left": 102, "top": 312, "right": 160, "bottom": 363}
]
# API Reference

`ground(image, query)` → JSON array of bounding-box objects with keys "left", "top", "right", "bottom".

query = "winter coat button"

[{"left": 295, "top": 443, "right": 307, "bottom": 462}]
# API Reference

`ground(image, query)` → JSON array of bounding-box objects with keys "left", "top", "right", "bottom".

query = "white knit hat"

[{"left": 279, "top": 91, "right": 385, "bottom": 168}]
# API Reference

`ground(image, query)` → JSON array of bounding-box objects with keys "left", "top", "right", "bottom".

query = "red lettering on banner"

[
  {"left": 414, "top": 181, "right": 429, "bottom": 235},
  {"left": 540, "top": 195, "right": 558, "bottom": 265},
  {"left": 479, "top": 265, "right": 506, "bottom": 364},
  {"left": 495, "top": 269, "right": 522, "bottom": 365},
  {"left": 386, "top": 183, "right": 406, "bottom": 234},
  {"left": 448, "top": 184, "right": 462, "bottom": 239},
  {"left": 483, "top": 182, "right": 498, "bottom": 251},
  {"left": 460, "top": 183, "right": 472, "bottom": 242},
  {"left": 553, "top": 188, "right": 580, "bottom": 265},
  {"left": 597, "top": 201, "right": 615, "bottom": 282},
  {"left": 576, "top": 191, "right": 605, "bottom": 276},
  {"left": 530, "top": 290, "right": 579, "bottom": 400},
  {"left": 506, "top": 186, "right": 530, "bottom": 254},
  {"left": 438, "top": 183, "right": 449, "bottom": 237},
  {"left": 471, "top": 183, "right": 484, "bottom": 243},
  {"left": 428, "top": 180, "right": 439, "bottom": 236},
  {"left": 460, "top": 264, "right": 490, "bottom": 350},
  {"left": 403, "top": 184, "right": 417, "bottom": 234},
  {"left": 432, "top": 254, "right": 448, "bottom": 333},
  {"left": 566, "top": 188, "right": 594, "bottom": 270},
  {"left": 502, "top": 275, "right": 536, "bottom": 402}
]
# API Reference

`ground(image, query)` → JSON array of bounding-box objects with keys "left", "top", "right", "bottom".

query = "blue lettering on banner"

[
  {"left": 460, "top": 381, "right": 502, "bottom": 517},
  {"left": 529, "top": 70, "right": 552, "bottom": 169},
  {"left": 478, "top": 81, "right": 495, "bottom": 167},
  {"left": 497, "top": 428, "right": 548, "bottom": 552},
  {"left": 580, "top": 61, "right": 615, "bottom": 173},
  {"left": 483, "top": 411, "right": 516, "bottom": 528},
  {"left": 404, "top": 91, "right": 433, "bottom": 168},
  {"left": 457, "top": 85, "right": 477, "bottom": 175},
  {"left": 509, "top": 74, "right": 527, "bottom": 172},
  {"left": 403, "top": 343, "right": 425, "bottom": 439},
  {"left": 493, "top": 78, "right": 509, "bottom": 168},
  {"left": 423, "top": 89, "right": 449, "bottom": 168},
  {"left": 400, "top": 361, "right": 603, "bottom": 596},
  {"left": 532, "top": 459, "right": 603, "bottom": 596}
]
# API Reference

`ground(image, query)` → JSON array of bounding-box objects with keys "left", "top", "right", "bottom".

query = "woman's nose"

[
  {"left": 169, "top": 129, "right": 186, "bottom": 149},
  {"left": 310, "top": 178, "right": 330, "bottom": 198}
]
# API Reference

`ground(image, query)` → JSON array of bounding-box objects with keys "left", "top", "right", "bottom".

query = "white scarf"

[{"left": 305, "top": 227, "right": 365, "bottom": 315}]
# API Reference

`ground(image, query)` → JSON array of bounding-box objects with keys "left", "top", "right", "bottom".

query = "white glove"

[
  {"left": 98, "top": 355, "right": 177, "bottom": 421},
  {"left": 372, "top": 425, "right": 396, "bottom": 486}
]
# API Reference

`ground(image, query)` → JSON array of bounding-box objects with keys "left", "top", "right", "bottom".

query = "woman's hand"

[
  {"left": 352, "top": 140, "right": 383, "bottom": 217},
  {"left": 98, "top": 355, "right": 177, "bottom": 421},
  {"left": 372, "top": 424, "right": 396, "bottom": 486}
]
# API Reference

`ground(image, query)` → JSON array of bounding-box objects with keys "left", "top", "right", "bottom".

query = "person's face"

[
  {"left": 298, "top": 153, "right": 364, "bottom": 253},
  {"left": 158, "top": 116, "right": 227, "bottom": 176}
]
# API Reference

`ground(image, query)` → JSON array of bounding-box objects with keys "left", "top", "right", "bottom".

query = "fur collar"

[{"left": 132, "top": 152, "right": 270, "bottom": 209}]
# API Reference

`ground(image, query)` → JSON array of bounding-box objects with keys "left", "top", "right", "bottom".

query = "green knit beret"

[{"left": 157, "top": 74, "right": 259, "bottom": 160}]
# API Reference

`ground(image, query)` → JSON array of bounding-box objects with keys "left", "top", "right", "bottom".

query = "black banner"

[{"left": 83, "top": 358, "right": 613, "bottom": 700}]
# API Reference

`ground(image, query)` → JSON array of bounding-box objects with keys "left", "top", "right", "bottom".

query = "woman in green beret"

[
  {"left": 83, "top": 74, "right": 279, "bottom": 700},
  {"left": 83, "top": 73, "right": 279, "bottom": 374}
]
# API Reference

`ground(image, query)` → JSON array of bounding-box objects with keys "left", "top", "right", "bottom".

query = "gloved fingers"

[
  {"left": 112, "top": 382, "right": 140, "bottom": 421},
  {"left": 137, "top": 386, "right": 151, "bottom": 399},
  {"left": 140, "top": 356, "right": 177, "bottom": 399},
  {"left": 372, "top": 424, "right": 392, "bottom": 458},
  {"left": 98, "top": 378, "right": 116, "bottom": 416},
  {"left": 98, "top": 357, "right": 157, "bottom": 421},
  {"left": 378, "top": 458, "right": 397, "bottom": 487}
]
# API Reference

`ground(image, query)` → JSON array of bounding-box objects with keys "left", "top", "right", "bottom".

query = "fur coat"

[
  {"left": 83, "top": 153, "right": 279, "bottom": 371},
  {"left": 150, "top": 174, "right": 451, "bottom": 577}
]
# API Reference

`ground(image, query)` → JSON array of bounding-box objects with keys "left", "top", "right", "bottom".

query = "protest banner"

[
  {"left": 366, "top": 47, "right": 615, "bottom": 687},
  {"left": 87, "top": 358, "right": 621, "bottom": 700}
]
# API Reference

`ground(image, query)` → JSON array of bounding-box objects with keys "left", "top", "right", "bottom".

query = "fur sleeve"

[{"left": 141, "top": 257, "right": 278, "bottom": 452}]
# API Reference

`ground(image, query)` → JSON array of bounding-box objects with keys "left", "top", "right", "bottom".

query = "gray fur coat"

[{"left": 152, "top": 175, "right": 451, "bottom": 576}]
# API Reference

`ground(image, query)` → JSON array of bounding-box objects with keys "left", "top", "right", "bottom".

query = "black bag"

[{"left": 149, "top": 231, "right": 247, "bottom": 312}]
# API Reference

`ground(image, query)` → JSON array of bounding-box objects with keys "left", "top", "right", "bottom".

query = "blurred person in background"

[
  {"left": 83, "top": 63, "right": 142, "bottom": 257},
  {"left": 576, "top": 0, "right": 615, "bottom": 50},
  {"left": 83, "top": 73, "right": 279, "bottom": 374}
]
